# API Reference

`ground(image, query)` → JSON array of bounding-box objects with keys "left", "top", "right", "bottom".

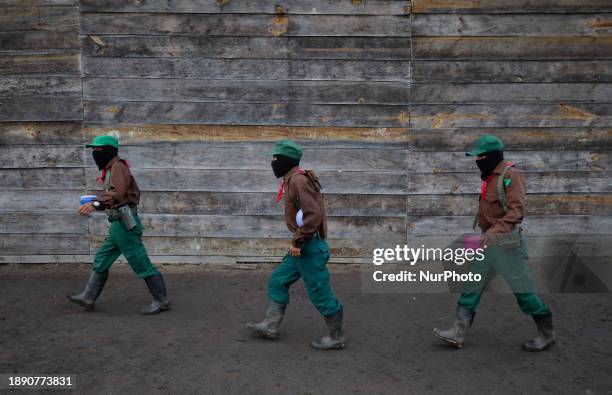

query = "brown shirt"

[
  {"left": 476, "top": 161, "right": 525, "bottom": 234},
  {"left": 283, "top": 167, "right": 328, "bottom": 247},
  {"left": 97, "top": 156, "right": 141, "bottom": 209}
]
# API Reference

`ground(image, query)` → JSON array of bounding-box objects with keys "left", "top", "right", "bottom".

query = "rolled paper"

[
  {"left": 80, "top": 195, "right": 98, "bottom": 205},
  {"left": 296, "top": 209, "right": 304, "bottom": 227},
  {"left": 464, "top": 234, "right": 481, "bottom": 250}
]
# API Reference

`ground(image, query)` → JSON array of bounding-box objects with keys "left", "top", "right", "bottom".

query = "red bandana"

[
  {"left": 481, "top": 161, "right": 512, "bottom": 199},
  {"left": 276, "top": 168, "right": 305, "bottom": 203},
  {"left": 97, "top": 159, "right": 130, "bottom": 185}
]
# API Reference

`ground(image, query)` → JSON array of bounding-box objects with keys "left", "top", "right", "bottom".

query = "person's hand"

[
  {"left": 78, "top": 202, "right": 96, "bottom": 216},
  {"left": 289, "top": 245, "right": 301, "bottom": 257}
]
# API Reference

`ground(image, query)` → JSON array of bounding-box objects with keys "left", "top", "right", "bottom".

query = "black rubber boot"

[
  {"left": 523, "top": 313, "right": 556, "bottom": 352},
  {"left": 246, "top": 300, "right": 287, "bottom": 339},
  {"left": 67, "top": 271, "right": 108, "bottom": 310},
  {"left": 432, "top": 305, "right": 475, "bottom": 348},
  {"left": 311, "top": 307, "right": 345, "bottom": 350},
  {"left": 141, "top": 273, "right": 171, "bottom": 315}
]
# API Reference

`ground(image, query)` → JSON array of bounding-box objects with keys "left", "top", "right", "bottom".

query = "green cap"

[
  {"left": 86, "top": 135, "right": 119, "bottom": 149},
  {"left": 267, "top": 139, "right": 302, "bottom": 160},
  {"left": 466, "top": 134, "right": 504, "bottom": 156}
]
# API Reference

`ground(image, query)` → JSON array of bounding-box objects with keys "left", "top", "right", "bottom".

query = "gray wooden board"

[
  {"left": 81, "top": 14, "right": 411, "bottom": 37},
  {"left": 411, "top": 83, "right": 612, "bottom": 104},
  {"left": 407, "top": 215, "right": 612, "bottom": 235},
  {"left": 1, "top": 234, "right": 89, "bottom": 255},
  {"left": 0, "top": 6, "right": 79, "bottom": 31},
  {"left": 406, "top": 194, "right": 612, "bottom": 216},
  {"left": 81, "top": 36, "right": 411, "bottom": 60},
  {"left": 83, "top": 168, "right": 408, "bottom": 194},
  {"left": 413, "top": 14, "right": 612, "bottom": 37},
  {"left": 0, "top": 31, "right": 79, "bottom": 51},
  {"left": 0, "top": 97, "right": 82, "bottom": 121},
  {"left": 0, "top": 212, "right": 86, "bottom": 233},
  {"left": 409, "top": 150, "right": 610, "bottom": 173},
  {"left": 0, "top": 190, "right": 79, "bottom": 212},
  {"left": 411, "top": 0, "right": 612, "bottom": 13},
  {"left": 88, "top": 214, "right": 407, "bottom": 239},
  {"left": 0, "top": 76, "right": 81, "bottom": 97},
  {"left": 0, "top": 52, "right": 80, "bottom": 75},
  {"left": 82, "top": 57, "right": 411, "bottom": 81},
  {"left": 0, "top": 0, "right": 77, "bottom": 5},
  {"left": 408, "top": 128, "right": 612, "bottom": 150},
  {"left": 410, "top": 104, "right": 612, "bottom": 128},
  {"left": 83, "top": 78, "right": 411, "bottom": 105},
  {"left": 412, "top": 60, "right": 612, "bottom": 83},
  {"left": 413, "top": 37, "right": 612, "bottom": 61},
  {"left": 80, "top": 0, "right": 411, "bottom": 15},
  {"left": 84, "top": 101, "right": 410, "bottom": 127},
  {"left": 407, "top": 172, "right": 612, "bottom": 194},
  {"left": 0, "top": 122, "right": 83, "bottom": 144},
  {"left": 0, "top": 168, "right": 85, "bottom": 189},
  {"left": 0, "top": 145, "right": 84, "bottom": 168}
]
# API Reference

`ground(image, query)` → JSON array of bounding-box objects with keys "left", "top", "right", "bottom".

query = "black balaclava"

[
  {"left": 271, "top": 154, "right": 299, "bottom": 178},
  {"left": 476, "top": 150, "right": 504, "bottom": 180},
  {"left": 92, "top": 145, "right": 118, "bottom": 170}
]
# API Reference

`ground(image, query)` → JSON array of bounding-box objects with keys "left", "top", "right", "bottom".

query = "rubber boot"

[
  {"left": 67, "top": 271, "right": 108, "bottom": 310},
  {"left": 311, "top": 307, "right": 345, "bottom": 350},
  {"left": 523, "top": 313, "right": 556, "bottom": 352},
  {"left": 432, "top": 305, "right": 475, "bottom": 348},
  {"left": 141, "top": 273, "right": 171, "bottom": 315},
  {"left": 246, "top": 300, "right": 287, "bottom": 339}
]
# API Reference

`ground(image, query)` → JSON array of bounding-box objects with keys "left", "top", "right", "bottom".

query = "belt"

[{"left": 107, "top": 206, "right": 138, "bottom": 222}]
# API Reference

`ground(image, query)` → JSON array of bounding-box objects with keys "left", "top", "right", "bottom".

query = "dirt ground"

[{"left": 0, "top": 264, "right": 610, "bottom": 395}]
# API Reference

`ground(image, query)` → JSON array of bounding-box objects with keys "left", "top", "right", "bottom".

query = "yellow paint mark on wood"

[
  {"left": 412, "top": 0, "right": 479, "bottom": 13},
  {"left": 589, "top": 18, "right": 612, "bottom": 28},
  {"left": 89, "top": 35, "right": 105, "bottom": 46},
  {"left": 105, "top": 105, "right": 120, "bottom": 114},
  {"left": 351, "top": 0, "right": 363, "bottom": 5},
  {"left": 357, "top": 97, "right": 365, "bottom": 104},
  {"left": 398, "top": 111, "right": 409, "bottom": 125},
  {"left": 559, "top": 104, "right": 597, "bottom": 119},
  {"left": 423, "top": 112, "right": 496, "bottom": 128},
  {"left": 275, "top": 5, "right": 286, "bottom": 13},
  {"left": 269, "top": 14, "right": 288, "bottom": 37},
  {"left": 216, "top": 0, "right": 230, "bottom": 6}
]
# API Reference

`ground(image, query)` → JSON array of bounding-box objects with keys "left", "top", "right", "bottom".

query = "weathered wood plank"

[
  {"left": 0, "top": 6, "right": 78, "bottom": 31},
  {"left": 81, "top": 36, "right": 411, "bottom": 60},
  {"left": 0, "top": 190, "right": 78, "bottom": 212},
  {"left": 411, "top": 0, "right": 612, "bottom": 13},
  {"left": 0, "top": 97, "right": 82, "bottom": 121},
  {"left": 410, "top": 104, "right": 612, "bottom": 128},
  {"left": 408, "top": 128, "right": 612, "bottom": 150},
  {"left": 85, "top": 168, "right": 408, "bottom": 194},
  {"left": 410, "top": 150, "right": 610, "bottom": 173},
  {"left": 413, "top": 37, "right": 612, "bottom": 60},
  {"left": 413, "top": 14, "right": 612, "bottom": 37},
  {"left": 84, "top": 124, "right": 410, "bottom": 147},
  {"left": 412, "top": 60, "right": 612, "bottom": 83},
  {"left": 84, "top": 101, "right": 410, "bottom": 127},
  {"left": 408, "top": 172, "right": 611, "bottom": 194},
  {"left": 1, "top": 235, "right": 88, "bottom": 255},
  {"left": 86, "top": 145, "right": 407, "bottom": 172},
  {"left": 83, "top": 78, "right": 410, "bottom": 105},
  {"left": 0, "top": 145, "right": 83, "bottom": 168},
  {"left": 0, "top": 0, "right": 77, "bottom": 5},
  {"left": 0, "top": 168, "right": 85, "bottom": 189},
  {"left": 0, "top": 122, "right": 83, "bottom": 144},
  {"left": 0, "top": 76, "right": 80, "bottom": 97},
  {"left": 89, "top": 214, "right": 407, "bottom": 239},
  {"left": 80, "top": 0, "right": 411, "bottom": 15},
  {"left": 82, "top": 57, "right": 411, "bottom": 81},
  {"left": 411, "top": 83, "right": 612, "bottom": 104},
  {"left": 0, "top": 52, "right": 80, "bottom": 75},
  {"left": 406, "top": 194, "right": 612, "bottom": 216},
  {"left": 0, "top": 213, "right": 86, "bottom": 234},
  {"left": 0, "top": 31, "right": 79, "bottom": 51},
  {"left": 407, "top": 215, "right": 612, "bottom": 235},
  {"left": 81, "top": 14, "right": 411, "bottom": 37},
  {"left": 93, "top": 236, "right": 406, "bottom": 258}
]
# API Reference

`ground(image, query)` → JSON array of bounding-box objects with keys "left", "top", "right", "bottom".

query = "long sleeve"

[
  {"left": 289, "top": 175, "right": 323, "bottom": 248},
  {"left": 97, "top": 161, "right": 130, "bottom": 209},
  {"left": 488, "top": 169, "right": 525, "bottom": 234}
]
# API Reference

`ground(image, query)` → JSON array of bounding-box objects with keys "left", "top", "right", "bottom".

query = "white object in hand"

[{"left": 296, "top": 209, "right": 304, "bottom": 227}]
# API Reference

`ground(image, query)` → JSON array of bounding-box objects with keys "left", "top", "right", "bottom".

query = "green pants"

[
  {"left": 458, "top": 233, "right": 550, "bottom": 315},
  {"left": 92, "top": 213, "right": 159, "bottom": 279},
  {"left": 268, "top": 236, "right": 342, "bottom": 317}
]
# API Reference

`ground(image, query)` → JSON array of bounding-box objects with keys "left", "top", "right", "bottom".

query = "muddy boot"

[
  {"left": 432, "top": 305, "right": 475, "bottom": 348},
  {"left": 141, "top": 273, "right": 171, "bottom": 315},
  {"left": 67, "top": 271, "right": 108, "bottom": 310},
  {"left": 523, "top": 313, "right": 556, "bottom": 352},
  {"left": 246, "top": 300, "right": 286, "bottom": 339},
  {"left": 311, "top": 307, "right": 345, "bottom": 350}
]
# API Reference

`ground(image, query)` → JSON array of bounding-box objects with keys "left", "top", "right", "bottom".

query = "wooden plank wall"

[{"left": 1, "top": 0, "right": 610, "bottom": 265}]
